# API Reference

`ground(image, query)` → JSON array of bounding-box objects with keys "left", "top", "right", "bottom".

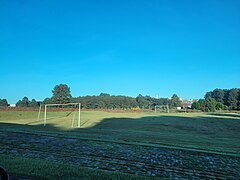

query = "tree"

[
  {"left": 198, "top": 99, "right": 206, "bottom": 111},
  {"left": 99, "top": 93, "right": 110, "bottom": 97},
  {"left": 136, "top": 95, "right": 152, "bottom": 109},
  {"left": 16, "top": 97, "right": 30, "bottom": 107},
  {"left": 223, "top": 89, "right": 229, "bottom": 105},
  {"left": 51, "top": 84, "right": 72, "bottom": 104},
  {"left": 204, "top": 98, "right": 217, "bottom": 112},
  {"left": 191, "top": 101, "right": 200, "bottom": 110},
  {"left": 227, "top": 88, "right": 239, "bottom": 110},
  {"left": 211, "top": 89, "right": 225, "bottom": 104},
  {"left": 0, "top": 99, "right": 8, "bottom": 107},
  {"left": 145, "top": 96, "right": 153, "bottom": 109},
  {"left": 43, "top": 98, "right": 52, "bottom": 104},
  {"left": 170, "top": 94, "right": 182, "bottom": 108},
  {"left": 204, "top": 91, "right": 212, "bottom": 99},
  {"left": 29, "top": 99, "right": 39, "bottom": 107},
  {"left": 192, "top": 98, "right": 227, "bottom": 112},
  {"left": 204, "top": 88, "right": 240, "bottom": 110},
  {"left": 215, "top": 102, "right": 228, "bottom": 111},
  {"left": 156, "top": 98, "right": 169, "bottom": 106},
  {"left": 238, "top": 90, "right": 240, "bottom": 109}
]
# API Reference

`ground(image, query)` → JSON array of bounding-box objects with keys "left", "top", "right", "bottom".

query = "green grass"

[
  {"left": 0, "top": 110, "right": 240, "bottom": 155},
  {"left": 0, "top": 155, "right": 146, "bottom": 180},
  {"left": 0, "top": 110, "right": 240, "bottom": 178}
]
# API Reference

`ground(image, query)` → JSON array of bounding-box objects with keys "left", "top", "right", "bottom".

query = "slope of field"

[{"left": 0, "top": 110, "right": 240, "bottom": 179}]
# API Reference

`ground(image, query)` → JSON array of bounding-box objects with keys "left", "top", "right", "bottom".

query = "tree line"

[
  {"left": 191, "top": 88, "right": 240, "bottom": 111},
  {"left": 71, "top": 93, "right": 181, "bottom": 110},
  {"left": 44, "top": 84, "right": 182, "bottom": 109},
  {"left": 2, "top": 84, "right": 240, "bottom": 111},
  {"left": 1, "top": 84, "right": 182, "bottom": 110},
  {"left": 16, "top": 97, "right": 39, "bottom": 108}
]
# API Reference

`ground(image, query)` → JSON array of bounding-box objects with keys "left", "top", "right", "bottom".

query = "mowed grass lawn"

[{"left": 0, "top": 110, "right": 240, "bottom": 156}]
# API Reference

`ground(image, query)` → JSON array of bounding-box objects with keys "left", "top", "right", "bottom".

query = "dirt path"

[{"left": 0, "top": 131, "right": 239, "bottom": 179}]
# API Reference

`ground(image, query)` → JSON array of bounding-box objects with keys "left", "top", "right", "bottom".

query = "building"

[{"left": 182, "top": 99, "right": 194, "bottom": 109}]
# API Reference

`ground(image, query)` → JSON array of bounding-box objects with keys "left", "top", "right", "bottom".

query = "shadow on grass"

[
  {"left": 1, "top": 113, "right": 240, "bottom": 155},
  {"left": 1, "top": 113, "right": 240, "bottom": 180}
]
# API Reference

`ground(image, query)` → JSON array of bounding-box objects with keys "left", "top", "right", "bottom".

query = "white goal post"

[{"left": 37, "top": 103, "right": 81, "bottom": 128}]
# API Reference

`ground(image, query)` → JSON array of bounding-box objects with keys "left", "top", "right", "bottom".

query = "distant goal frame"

[
  {"left": 154, "top": 105, "right": 169, "bottom": 113},
  {"left": 37, "top": 103, "right": 81, "bottom": 128}
]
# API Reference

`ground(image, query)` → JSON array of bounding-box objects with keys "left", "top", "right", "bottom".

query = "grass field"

[
  {"left": 0, "top": 110, "right": 240, "bottom": 179},
  {"left": 1, "top": 110, "right": 239, "bottom": 154}
]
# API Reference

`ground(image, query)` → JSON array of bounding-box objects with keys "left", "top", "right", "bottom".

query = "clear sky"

[{"left": 1, "top": 0, "right": 240, "bottom": 104}]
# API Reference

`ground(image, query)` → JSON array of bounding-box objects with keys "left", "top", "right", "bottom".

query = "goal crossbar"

[{"left": 38, "top": 103, "right": 81, "bottom": 128}]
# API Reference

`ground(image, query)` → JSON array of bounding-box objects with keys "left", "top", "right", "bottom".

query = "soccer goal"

[
  {"left": 154, "top": 105, "right": 169, "bottom": 113},
  {"left": 37, "top": 103, "right": 81, "bottom": 128}
]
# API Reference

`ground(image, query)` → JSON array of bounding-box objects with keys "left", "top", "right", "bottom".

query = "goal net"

[
  {"left": 154, "top": 105, "right": 169, "bottom": 113},
  {"left": 37, "top": 103, "right": 81, "bottom": 128}
]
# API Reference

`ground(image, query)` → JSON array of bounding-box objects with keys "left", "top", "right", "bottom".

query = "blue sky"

[{"left": 1, "top": 0, "right": 240, "bottom": 104}]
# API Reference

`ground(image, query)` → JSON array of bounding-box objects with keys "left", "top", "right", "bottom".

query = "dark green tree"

[
  {"left": 198, "top": 99, "right": 206, "bottom": 111},
  {"left": 204, "top": 98, "right": 216, "bottom": 112},
  {"left": 43, "top": 98, "right": 52, "bottom": 104},
  {"left": 215, "top": 102, "right": 228, "bottom": 110},
  {"left": 145, "top": 96, "right": 153, "bottom": 109},
  {"left": 238, "top": 90, "right": 240, "bottom": 109},
  {"left": 227, "top": 88, "right": 239, "bottom": 110},
  {"left": 170, "top": 94, "right": 182, "bottom": 108},
  {"left": 136, "top": 95, "right": 151, "bottom": 109},
  {"left": 0, "top": 99, "right": 8, "bottom": 107},
  {"left": 204, "top": 92, "right": 212, "bottom": 99},
  {"left": 191, "top": 101, "right": 200, "bottom": 110},
  {"left": 51, "top": 84, "right": 72, "bottom": 104},
  {"left": 16, "top": 97, "right": 30, "bottom": 107},
  {"left": 211, "top": 89, "right": 225, "bottom": 104},
  {"left": 191, "top": 98, "right": 227, "bottom": 112},
  {"left": 156, "top": 98, "right": 169, "bottom": 106},
  {"left": 99, "top": 93, "right": 110, "bottom": 97},
  {"left": 29, "top": 99, "right": 39, "bottom": 107},
  {"left": 204, "top": 88, "right": 240, "bottom": 110}
]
